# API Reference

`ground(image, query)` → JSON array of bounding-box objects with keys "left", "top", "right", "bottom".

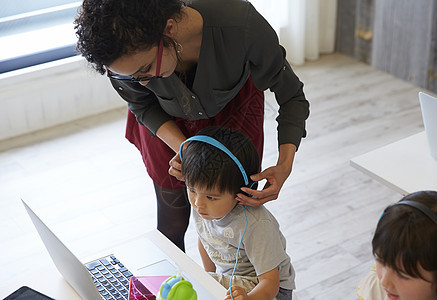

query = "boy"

[
  {"left": 180, "top": 127, "right": 295, "bottom": 300},
  {"left": 357, "top": 190, "right": 437, "bottom": 300}
]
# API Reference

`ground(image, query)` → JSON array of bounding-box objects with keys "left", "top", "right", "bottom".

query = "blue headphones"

[{"left": 179, "top": 135, "right": 258, "bottom": 191}]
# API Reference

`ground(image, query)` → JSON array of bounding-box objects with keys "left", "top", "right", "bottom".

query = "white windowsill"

[{"left": 0, "top": 23, "right": 77, "bottom": 61}]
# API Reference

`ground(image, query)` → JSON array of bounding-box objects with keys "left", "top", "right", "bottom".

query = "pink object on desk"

[{"left": 129, "top": 276, "right": 170, "bottom": 300}]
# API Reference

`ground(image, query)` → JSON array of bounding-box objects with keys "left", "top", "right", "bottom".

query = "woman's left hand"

[{"left": 236, "top": 144, "right": 296, "bottom": 207}]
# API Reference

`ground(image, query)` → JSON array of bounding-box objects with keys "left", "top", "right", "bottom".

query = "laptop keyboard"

[{"left": 86, "top": 255, "right": 134, "bottom": 300}]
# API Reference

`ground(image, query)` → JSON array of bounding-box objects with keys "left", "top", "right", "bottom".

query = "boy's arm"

[
  {"left": 247, "top": 267, "right": 279, "bottom": 300},
  {"left": 226, "top": 268, "right": 279, "bottom": 300},
  {"left": 198, "top": 237, "right": 216, "bottom": 272}
]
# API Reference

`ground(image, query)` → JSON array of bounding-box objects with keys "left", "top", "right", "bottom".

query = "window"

[{"left": 0, "top": 1, "right": 80, "bottom": 74}]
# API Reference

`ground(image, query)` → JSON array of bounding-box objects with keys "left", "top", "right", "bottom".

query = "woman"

[{"left": 75, "top": 0, "right": 310, "bottom": 251}]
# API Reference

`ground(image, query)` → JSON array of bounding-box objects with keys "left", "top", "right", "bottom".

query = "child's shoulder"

[
  {"left": 357, "top": 267, "right": 388, "bottom": 300},
  {"left": 242, "top": 205, "right": 278, "bottom": 223}
]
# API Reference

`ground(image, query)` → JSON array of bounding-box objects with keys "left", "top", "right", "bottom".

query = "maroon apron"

[{"left": 125, "top": 76, "right": 265, "bottom": 190}]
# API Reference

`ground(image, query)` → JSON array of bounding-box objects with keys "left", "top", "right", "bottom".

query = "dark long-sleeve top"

[{"left": 110, "top": 0, "right": 310, "bottom": 148}]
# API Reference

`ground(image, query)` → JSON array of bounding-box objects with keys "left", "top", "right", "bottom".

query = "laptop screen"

[{"left": 419, "top": 92, "right": 437, "bottom": 160}]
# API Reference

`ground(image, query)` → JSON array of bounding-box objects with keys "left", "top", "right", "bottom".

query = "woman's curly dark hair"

[{"left": 74, "top": 0, "right": 185, "bottom": 74}]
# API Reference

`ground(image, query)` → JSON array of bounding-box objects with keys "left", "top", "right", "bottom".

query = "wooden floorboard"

[{"left": 0, "top": 53, "right": 432, "bottom": 299}]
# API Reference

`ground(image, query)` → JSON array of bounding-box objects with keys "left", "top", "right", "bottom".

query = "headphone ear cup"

[
  {"left": 248, "top": 181, "right": 258, "bottom": 191},
  {"left": 241, "top": 181, "right": 258, "bottom": 198}
]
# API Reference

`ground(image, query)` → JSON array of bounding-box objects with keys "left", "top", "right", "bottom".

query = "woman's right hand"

[
  {"left": 156, "top": 120, "right": 187, "bottom": 181},
  {"left": 168, "top": 152, "right": 184, "bottom": 181}
]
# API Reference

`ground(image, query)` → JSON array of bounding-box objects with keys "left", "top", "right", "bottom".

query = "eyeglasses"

[{"left": 107, "top": 39, "right": 164, "bottom": 83}]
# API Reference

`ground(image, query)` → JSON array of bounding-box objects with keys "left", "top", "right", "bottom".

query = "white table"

[
  {"left": 1, "top": 229, "right": 226, "bottom": 299},
  {"left": 350, "top": 131, "right": 437, "bottom": 195}
]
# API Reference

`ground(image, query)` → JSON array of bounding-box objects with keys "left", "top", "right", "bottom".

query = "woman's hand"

[
  {"left": 224, "top": 285, "right": 248, "bottom": 300},
  {"left": 236, "top": 144, "right": 296, "bottom": 207},
  {"left": 155, "top": 120, "right": 187, "bottom": 181},
  {"left": 237, "top": 164, "right": 290, "bottom": 206},
  {"left": 168, "top": 136, "right": 192, "bottom": 181},
  {"left": 168, "top": 152, "right": 184, "bottom": 181}
]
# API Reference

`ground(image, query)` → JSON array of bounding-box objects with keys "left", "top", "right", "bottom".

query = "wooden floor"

[{"left": 0, "top": 53, "right": 430, "bottom": 299}]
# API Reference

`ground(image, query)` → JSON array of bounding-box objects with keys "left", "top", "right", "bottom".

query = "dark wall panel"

[{"left": 336, "top": 0, "right": 437, "bottom": 94}]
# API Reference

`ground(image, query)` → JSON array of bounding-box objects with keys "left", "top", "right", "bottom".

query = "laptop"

[
  {"left": 419, "top": 92, "right": 437, "bottom": 160},
  {"left": 21, "top": 199, "right": 224, "bottom": 300}
]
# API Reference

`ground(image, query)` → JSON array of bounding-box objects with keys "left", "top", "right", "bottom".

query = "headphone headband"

[
  {"left": 179, "top": 135, "right": 250, "bottom": 186},
  {"left": 394, "top": 200, "right": 437, "bottom": 225}
]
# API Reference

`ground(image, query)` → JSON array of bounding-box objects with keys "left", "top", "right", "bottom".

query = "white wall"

[
  {"left": 0, "top": 56, "right": 125, "bottom": 141},
  {"left": 252, "top": 0, "right": 337, "bottom": 65}
]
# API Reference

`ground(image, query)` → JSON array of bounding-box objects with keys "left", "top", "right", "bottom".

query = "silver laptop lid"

[
  {"left": 419, "top": 92, "right": 437, "bottom": 160},
  {"left": 22, "top": 199, "right": 101, "bottom": 300}
]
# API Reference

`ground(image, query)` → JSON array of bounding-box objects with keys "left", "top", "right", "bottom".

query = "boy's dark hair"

[
  {"left": 372, "top": 190, "right": 437, "bottom": 294},
  {"left": 181, "top": 127, "right": 260, "bottom": 195},
  {"left": 74, "top": 0, "right": 185, "bottom": 74}
]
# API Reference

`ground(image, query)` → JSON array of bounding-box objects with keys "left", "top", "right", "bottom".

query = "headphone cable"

[{"left": 229, "top": 205, "right": 248, "bottom": 300}]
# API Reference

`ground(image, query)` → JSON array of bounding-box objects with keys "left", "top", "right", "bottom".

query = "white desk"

[
  {"left": 350, "top": 131, "right": 437, "bottom": 195},
  {"left": 1, "top": 229, "right": 226, "bottom": 299}
]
